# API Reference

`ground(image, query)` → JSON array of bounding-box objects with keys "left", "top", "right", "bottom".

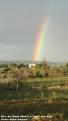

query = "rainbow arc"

[{"left": 33, "top": 16, "right": 49, "bottom": 62}]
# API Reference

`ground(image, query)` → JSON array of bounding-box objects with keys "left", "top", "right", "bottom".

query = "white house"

[{"left": 29, "top": 63, "right": 36, "bottom": 69}]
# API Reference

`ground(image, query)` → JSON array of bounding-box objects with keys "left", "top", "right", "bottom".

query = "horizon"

[{"left": 0, "top": 59, "right": 67, "bottom": 63}]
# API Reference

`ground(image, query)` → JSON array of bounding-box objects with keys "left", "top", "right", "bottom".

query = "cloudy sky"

[{"left": 0, "top": 0, "right": 68, "bottom": 62}]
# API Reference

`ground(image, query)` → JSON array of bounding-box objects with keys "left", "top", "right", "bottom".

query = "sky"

[{"left": 0, "top": 0, "right": 68, "bottom": 62}]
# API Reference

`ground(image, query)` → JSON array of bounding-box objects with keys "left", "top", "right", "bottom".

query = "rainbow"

[{"left": 33, "top": 17, "right": 49, "bottom": 62}]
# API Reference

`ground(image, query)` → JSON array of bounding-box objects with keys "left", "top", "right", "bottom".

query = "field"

[{"left": 0, "top": 62, "right": 68, "bottom": 120}]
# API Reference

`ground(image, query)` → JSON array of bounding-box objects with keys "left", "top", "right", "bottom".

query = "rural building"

[{"left": 29, "top": 63, "right": 36, "bottom": 69}]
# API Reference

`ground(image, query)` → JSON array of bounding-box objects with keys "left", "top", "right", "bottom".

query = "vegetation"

[
  {"left": 0, "top": 62, "right": 68, "bottom": 120},
  {"left": 0, "top": 62, "right": 68, "bottom": 101}
]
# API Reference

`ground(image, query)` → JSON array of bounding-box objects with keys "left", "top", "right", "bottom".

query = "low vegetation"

[{"left": 0, "top": 62, "right": 68, "bottom": 120}]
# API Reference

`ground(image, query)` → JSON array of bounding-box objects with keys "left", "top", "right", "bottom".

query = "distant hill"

[{"left": 0, "top": 60, "right": 67, "bottom": 66}]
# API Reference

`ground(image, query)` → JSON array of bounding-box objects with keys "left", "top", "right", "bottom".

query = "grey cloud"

[{"left": 0, "top": 0, "right": 68, "bottom": 61}]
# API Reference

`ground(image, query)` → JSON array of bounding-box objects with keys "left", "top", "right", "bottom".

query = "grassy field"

[{"left": 0, "top": 64, "right": 68, "bottom": 120}]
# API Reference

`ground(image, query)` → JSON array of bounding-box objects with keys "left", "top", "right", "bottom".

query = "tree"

[{"left": 12, "top": 66, "right": 21, "bottom": 90}]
